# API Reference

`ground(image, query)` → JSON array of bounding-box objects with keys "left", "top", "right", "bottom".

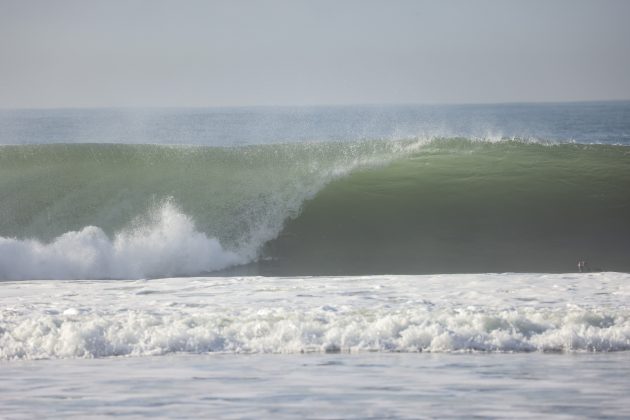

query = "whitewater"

[
  {"left": 1, "top": 102, "right": 630, "bottom": 418},
  {"left": 2, "top": 272, "right": 630, "bottom": 418},
  {"left": 2, "top": 273, "right": 630, "bottom": 360}
]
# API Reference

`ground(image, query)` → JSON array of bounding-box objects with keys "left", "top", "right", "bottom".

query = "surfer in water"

[{"left": 577, "top": 260, "right": 590, "bottom": 273}]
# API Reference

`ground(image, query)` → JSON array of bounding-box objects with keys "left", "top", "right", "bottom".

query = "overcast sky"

[{"left": 1, "top": 0, "right": 629, "bottom": 108}]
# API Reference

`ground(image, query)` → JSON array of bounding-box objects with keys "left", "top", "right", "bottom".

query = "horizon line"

[{"left": 1, "top": 98, "right": 630, "bottom": 112}]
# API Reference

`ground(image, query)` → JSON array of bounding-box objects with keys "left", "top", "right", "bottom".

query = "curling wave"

[
  {"left": 1, "top": 138, "right": 629, "bottom": 279},
  {"left": 263, "top": 139, "right": 630, "bottom": 274}
]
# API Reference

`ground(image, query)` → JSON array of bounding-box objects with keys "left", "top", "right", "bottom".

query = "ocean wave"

[
  {"left": 1, "top": 139, "right": 629, "bottom": 279},
  {"left": 263, "top": 140, "right": 630, "bottom": 274},
  {"left": 0, "top": 140, "right": 425, "bottom": 279}
]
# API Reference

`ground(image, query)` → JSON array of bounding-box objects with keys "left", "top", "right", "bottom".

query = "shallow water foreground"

[
  {"left": 1, "top": 272, "right": 629, "bottom": 417},
  {"left": 1, "top": 352, "right": 629, "bottom": 418}
]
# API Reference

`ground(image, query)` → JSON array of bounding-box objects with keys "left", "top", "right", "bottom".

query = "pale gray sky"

[{"left": 1, "top": 0, "right": 629, "bottom": 108}]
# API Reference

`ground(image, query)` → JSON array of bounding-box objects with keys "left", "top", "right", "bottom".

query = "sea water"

[
  {"left": 1, "top": 102, "right": 630, "bottom": 418},
  {"left": 3, "top": 352, "right": 630, "bottom": 418},
  {"left": 1, "top": 273, "right": 630, "bottom": 418}
]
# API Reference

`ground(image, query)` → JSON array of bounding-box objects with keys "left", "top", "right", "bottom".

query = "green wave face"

[
  {"left": 0, "top": 141, "right": 418, "bottom": 259},
  {"left": 263, "top": 140, "right": 630, "bottom": 274},
  {"left": 1, "top": 139, "right": 629, "bottom": 277}
]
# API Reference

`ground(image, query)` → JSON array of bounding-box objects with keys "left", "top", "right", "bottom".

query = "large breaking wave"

[
  {"left": 0, "top": 140, "right": 424, "bottom": 279},
  {"left": 1, "top": 138, "right": 629, "bottom": 279}
]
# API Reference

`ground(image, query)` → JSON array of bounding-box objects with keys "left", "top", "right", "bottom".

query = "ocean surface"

[{"left": 1, "top": 102, "right": 629, "bottom": 418}]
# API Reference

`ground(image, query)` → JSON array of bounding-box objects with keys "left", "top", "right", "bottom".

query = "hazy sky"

[{"left": 1, "top": 0, "right": 629, "bottom": 108}]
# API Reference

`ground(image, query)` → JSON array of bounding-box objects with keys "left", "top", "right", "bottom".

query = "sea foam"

[
  {"left": 0, "top": 202, "right": 244, "bottom": 280},
  {"left": 1, "top": 273, "right": 629, "bottom": 360}
]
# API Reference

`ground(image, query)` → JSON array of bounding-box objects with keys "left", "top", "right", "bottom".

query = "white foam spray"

[
  {"left": 1, "top": 272, "right": 629, "bottom": 360},
  {"left": 0, "top": 201, "right": 245, "bottom": 280}
]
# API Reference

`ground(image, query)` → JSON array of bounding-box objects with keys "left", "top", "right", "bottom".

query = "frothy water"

[
  {"left": 2, "top": 273, "right": 629, "bottom": 360},
  {"left": 0, "top": 201, "right": 243, "bottom": 280}
]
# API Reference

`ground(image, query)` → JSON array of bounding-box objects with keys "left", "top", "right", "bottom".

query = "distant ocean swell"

[{"left": 1, "top": 138, "right": 629, "bottom": 279}]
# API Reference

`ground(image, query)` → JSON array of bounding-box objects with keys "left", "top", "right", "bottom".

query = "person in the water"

[{"left": 577, "top": 260, "right": 591, "bottom": 273}]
